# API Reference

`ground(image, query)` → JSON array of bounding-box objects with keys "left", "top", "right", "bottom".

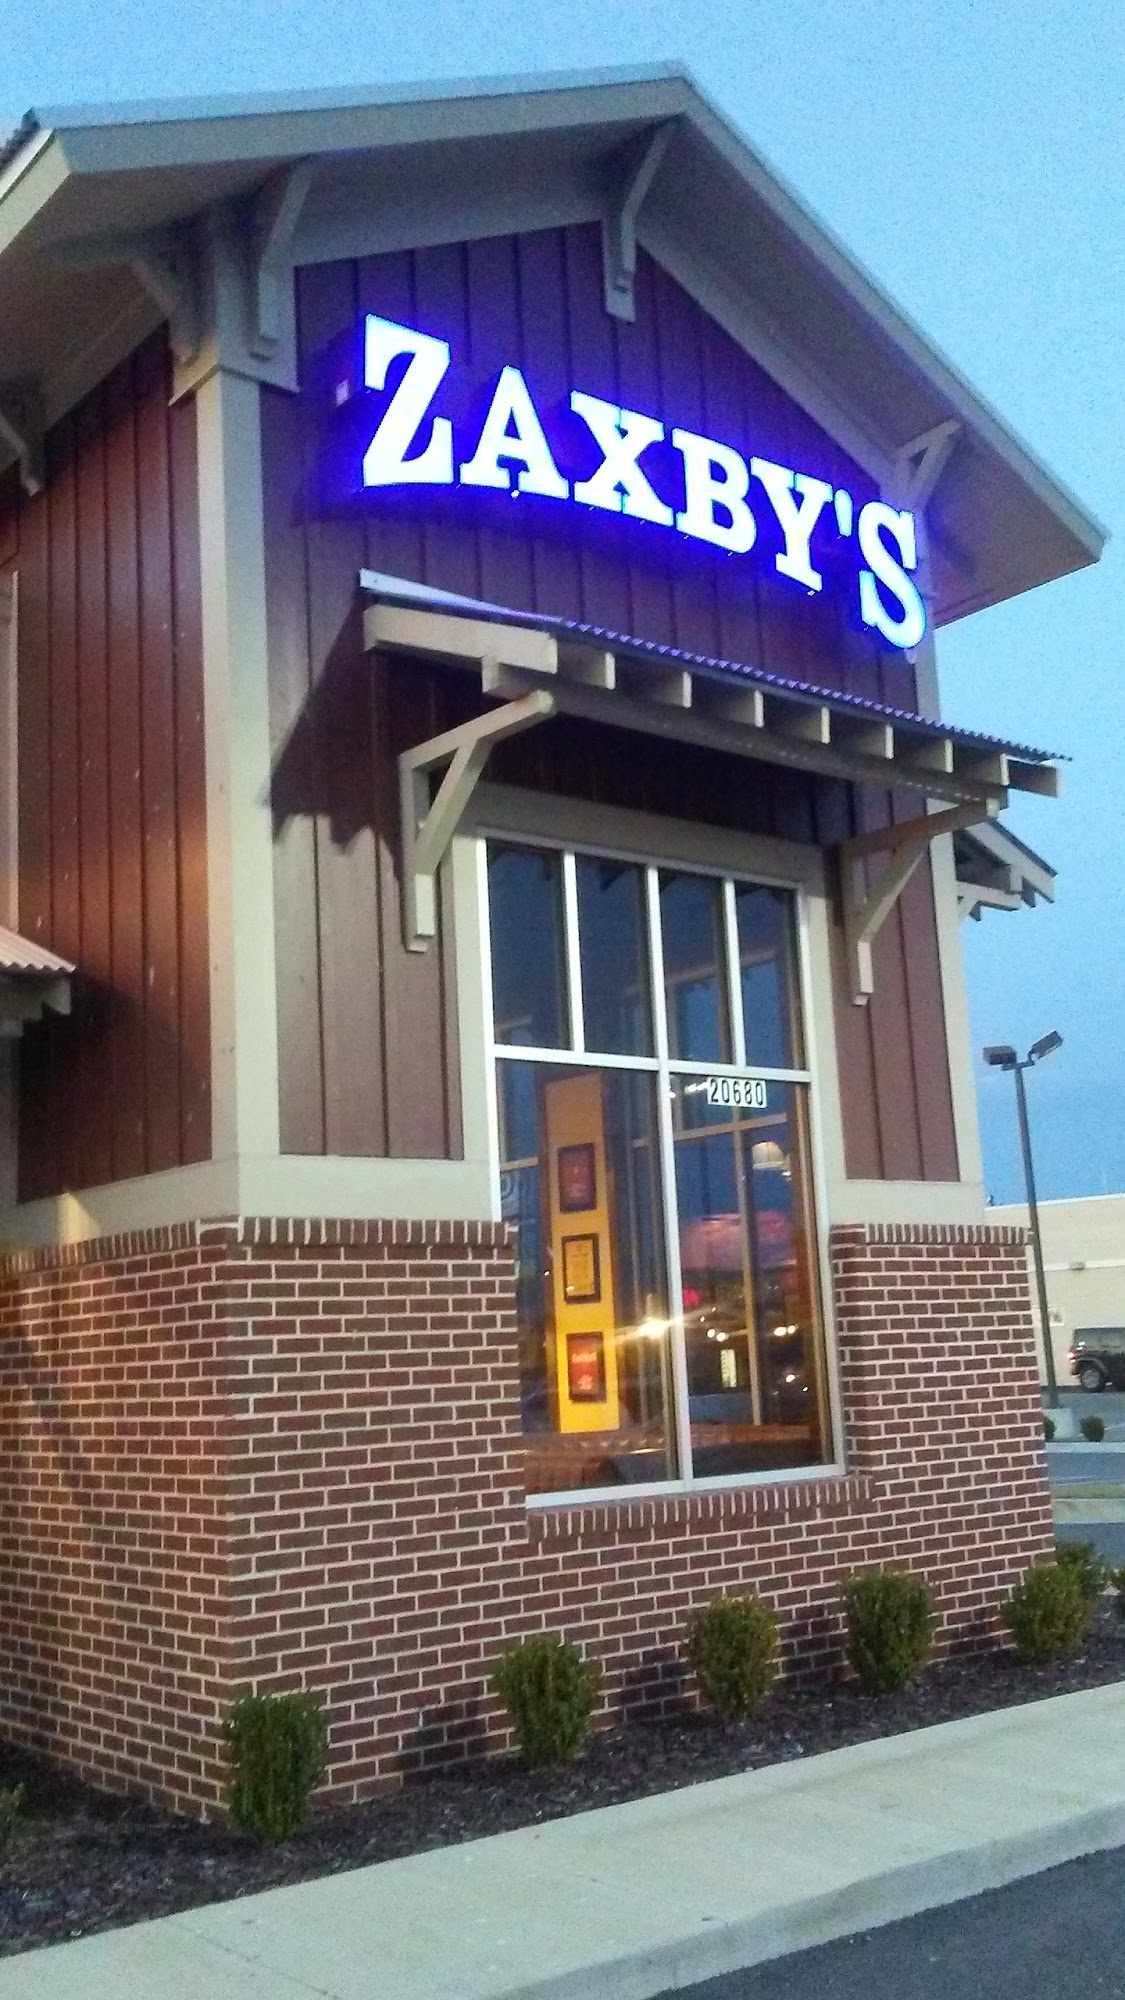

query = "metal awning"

[
  {"left": 361, "top": 571, "right": 1060, "bottom": 1000},
  {"left": 0, "top": 924, "right": 73, "bottom": 1027}
]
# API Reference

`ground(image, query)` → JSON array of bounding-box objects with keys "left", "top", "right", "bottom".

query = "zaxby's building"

[{"left": 0, "top": 69, "right": 1106, "bottom": 1813}]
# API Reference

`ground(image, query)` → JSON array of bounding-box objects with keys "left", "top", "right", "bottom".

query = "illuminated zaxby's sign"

[{"left": 346, "top": 312, "right": 927, "bottom": 652}]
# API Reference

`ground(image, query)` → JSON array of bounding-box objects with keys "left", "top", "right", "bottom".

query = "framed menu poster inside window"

[
  {"left": 557, "top": 1141, "right": 596, "bottom": 1212},
  {"left": 566, "top": 1332, "right": 607, "bottom": 1403},
  {"left": 561, "top": 1232, "right": 601, "bottom": 1305}
]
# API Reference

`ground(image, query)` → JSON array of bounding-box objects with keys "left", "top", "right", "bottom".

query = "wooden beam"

[
  {"left": 837, "top": 800, "right": 998, "bottom": 1004},
  {"left": 399, "top": 692, "right": 555, "bottom": 950}
]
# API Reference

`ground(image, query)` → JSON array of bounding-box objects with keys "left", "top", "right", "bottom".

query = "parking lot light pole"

[{"left": 983, "top": 1033, "right": 1062, "bottom": 1410}]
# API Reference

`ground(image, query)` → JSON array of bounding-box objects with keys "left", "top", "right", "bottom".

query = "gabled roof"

[{"left": 0, "top": 65, "right": 1107, "bottom": 628}]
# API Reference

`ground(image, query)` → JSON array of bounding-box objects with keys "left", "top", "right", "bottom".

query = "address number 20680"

[{"left": 705, "top": 1076, "right": 769, "bottom": 1111}]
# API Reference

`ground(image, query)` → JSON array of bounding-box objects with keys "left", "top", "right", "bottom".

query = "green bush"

[
  {"left": 491, "top": 1636, "right": 601, "bottom": 1765},
  {"left": 0, "top": 1783, "right": 24, "bottom": 1854},
  {"left": 1080, "top": 1415, "right": 1106, "bottom": 1443},
  {"left": 1115, "top": 1568, "right": 1125, "bottom": 1618},
  {"left": 1055, "top": 1539, "right": 1109, "bottom": 1609},
  {"left": 223, "top": 1692, "right": 327, "bottom": 1842},
  {"left": 686, "top": 1594, "right": 780, "bottom": 1720},
  {"left": 1000, "top": 1561, "right": 1090, "bottom": 1664},
  {"left": 843, "top": 1568, "right": 934, "bottom": 1694},
  {"left": 1044, "top": 1416, "right": 1056, "bottom": 1442}
]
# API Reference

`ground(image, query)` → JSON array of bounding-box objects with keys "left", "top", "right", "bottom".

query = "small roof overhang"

[
  {"left": 358, "top": 571, "right": 1059, "bottom": 994},
  {"left": 0, "top": 65, "right": 1107, "bottom": 627},
  {"left": 361, "top": 571, "right": 1062, "bottom": 811},
  {"left": 0, "top": 924, "right": 73, "bottom": 1029},
  {"left": 954, "top": 820, "right": 1056, "bottom": 921}
]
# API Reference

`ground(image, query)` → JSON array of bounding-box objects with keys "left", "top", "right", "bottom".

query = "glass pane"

[
  {"left": 659, "top": 872, "right": 731, "bottom": 1064},
  {"left": 576, "top": 856, "right": 653, "bottom": 1056},
  {"left": 672, "top": 1076, "right": 829, "bottom": 1478},
  {"left": 735, "top": 885, "right": 803, "bottom": 1070},
  {"left": 498, "top": 1061, "right": 675, "bottom": 1495},
  {"left": 488, "top": 845, "right": 567, "bottom": 1048}
]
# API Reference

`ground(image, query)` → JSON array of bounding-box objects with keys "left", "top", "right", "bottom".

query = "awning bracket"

[
  {"left": 837, "top": 799, "right": 998, "bottom": 1005},
  {"left": 399, "top": 690, "right": 555, "bottom": 950}
]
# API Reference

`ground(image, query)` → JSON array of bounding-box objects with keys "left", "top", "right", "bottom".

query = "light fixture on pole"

[{"left": 983, "top": 1033, "right": 1062, "bottom": 1409}]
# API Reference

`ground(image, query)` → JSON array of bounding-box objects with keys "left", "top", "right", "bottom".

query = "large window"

[{"left": 487, "top": 841, "right": 834, "bottom": 1500}]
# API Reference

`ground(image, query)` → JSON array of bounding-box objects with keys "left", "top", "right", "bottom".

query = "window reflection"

[
  {"left": 735, "top": 885, "right": 803, "bottom": 1070},
  {"left": 659, "top": 873, "right": 730, "bottom": 1063},
  {"left": 489, "top": 846, "right": 567, "bottom": 1048},
  {"left": 498, "top": 1061, "right": 675, "bottom": 1495},
  {"left": 577, "top": 857, "right": 653, "bottom": 1056},
  {"left": 673, "top": 1080, "right": 827, "bottom": 1477}
]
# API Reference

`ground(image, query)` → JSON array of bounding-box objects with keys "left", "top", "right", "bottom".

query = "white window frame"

[{"left": 475, "top": 818, "right": 845, "bottom": 1506}]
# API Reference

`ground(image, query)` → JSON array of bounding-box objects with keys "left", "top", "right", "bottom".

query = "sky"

[{"left": 4, "top": 0, "right": 1122, "bottom": 1203}]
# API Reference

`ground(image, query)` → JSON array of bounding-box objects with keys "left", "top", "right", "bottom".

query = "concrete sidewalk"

[{"left": 1, "top": 1685, "right": 1123, "bottom": 2000}]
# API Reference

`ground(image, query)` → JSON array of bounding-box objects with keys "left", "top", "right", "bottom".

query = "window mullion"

[
  {"left": 561, "top": 849, "right": 585, "bottom": 1053},
  {"left": 647, "top": 865, "right": 694, "bottom": 1485},
  {"left": 723, "top": 877, "right": 747, "bottom": 1069}
]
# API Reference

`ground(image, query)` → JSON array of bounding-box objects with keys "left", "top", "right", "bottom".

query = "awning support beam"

[
  {"left": 837, "top": 800, "right": 998, "bottom": 1005},
  {"left": 399, "top": 690, "right": 555, "bottom": 950}
]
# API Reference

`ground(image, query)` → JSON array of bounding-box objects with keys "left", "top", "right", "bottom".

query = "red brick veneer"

[{"left": 0, "top": 1217, "right": 1052, "bottom": 1816}]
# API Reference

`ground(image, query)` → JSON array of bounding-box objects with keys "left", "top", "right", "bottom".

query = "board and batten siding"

[
  {"left": 4, "top": 329, "right": 210, "bottom": 1202},
  {"left": 265, "top": 224, "right": 957, "bottom": 1180}
]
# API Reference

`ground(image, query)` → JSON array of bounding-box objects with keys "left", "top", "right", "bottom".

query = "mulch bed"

[{"left": 2, "top": 1608, "right": 1123, "bottom": 1959}]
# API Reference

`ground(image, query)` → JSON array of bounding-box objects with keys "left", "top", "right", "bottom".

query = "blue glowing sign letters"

[{"left": 355, "top": 312, "right": 927, "bottom": 651}]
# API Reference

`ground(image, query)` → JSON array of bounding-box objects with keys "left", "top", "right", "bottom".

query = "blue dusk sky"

[{"left": 5, "top": 1, "right": 1121, "bottom": 1203}]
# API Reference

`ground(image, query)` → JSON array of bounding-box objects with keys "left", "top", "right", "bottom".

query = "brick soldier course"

[{"left": 0, "top": 1219, "right": 1051, "bottom": 1817}]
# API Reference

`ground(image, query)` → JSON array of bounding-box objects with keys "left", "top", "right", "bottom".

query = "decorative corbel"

[
  {"left": 891, "top": 418, "right": 961, "bottom": 509},
  {"left": 0, "top": 380, "right": 44, "bottom": 494},
  {"left": 399, "top": 692, "right": 555, "bottom": 950},
  {"left": 602, "top": 121, "right": 677, "bottom": 322},
  {"left": 243, "top": 160, "right": 315, "bottom": 359},
  {"left": 836, "top": 798, "right": 998, "bottom": 1004},
  {"left": 127, "top": 228, "right": 202, "bottom": 366}
]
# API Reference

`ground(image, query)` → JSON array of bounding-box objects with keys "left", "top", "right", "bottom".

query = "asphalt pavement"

[
  {"left": 657, "top": 1844, "right": 1125, "bottom": 1998},
  {"left": 1048, "top": 1392, "right": 1125, "bottom": 1563}
]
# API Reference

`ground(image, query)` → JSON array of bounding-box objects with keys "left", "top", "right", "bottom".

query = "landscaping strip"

[{"left": 0, "top": 1606, "right": 1122, "bottom": 1960}]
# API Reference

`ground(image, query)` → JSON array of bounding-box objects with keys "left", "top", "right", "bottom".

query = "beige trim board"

[
  {"left": 195, "top": 368, "right": 281, "bottom": 1164},
  {"left": 0, "top": 1153, "right": 495, "bottom": 1249},
  {"left": 830, "top": 1178, "right": 987, "bottom": 1227}
]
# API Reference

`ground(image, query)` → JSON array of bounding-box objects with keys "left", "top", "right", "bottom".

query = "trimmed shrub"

[
  {"left": 223, "top": 1692, "right": 327, "bottom": 1842},
  {"left": 686, "top": 1594, "right": 780, "bottom": 1720},
  {"left": 1044, "top": 1416, "right": 1056, "bottom": 1442},
  {"left": 491, "top": 1636, "right": 601, "bottom": 1765},
  {"left": 1080, "top": 1415, "right": 1106, "bottom": 1443},
  {"left": 1055, "top": 1539, "right": 1109, "bottom": 1610},
  {"left": 843, "top": 1568, "right": 934, "bottom": 1694},
  {"left": 1001, "top": 1561, "right": 1090, "bottom": 1664}
]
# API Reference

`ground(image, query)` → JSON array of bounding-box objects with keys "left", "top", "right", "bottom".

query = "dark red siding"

[
  {"left": 264, "top": 225, "right": 958, "bottom": 1179},
  {"left": 6, "top": 330, "right": 209, "bottom": 1201}
]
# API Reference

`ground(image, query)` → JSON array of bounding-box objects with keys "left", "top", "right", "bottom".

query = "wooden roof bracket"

[
  {"left": 0, "top": 379, "right": 44, "bottom": 494},
  {"left": 602, "top": 120, "right": 677, "bottom": 322},
  {"left": 836, "top": 798, "right": 1001, "bottom": 1005},
  {"left": 399, "top": 689, "right": 555, "bottom": 950}
]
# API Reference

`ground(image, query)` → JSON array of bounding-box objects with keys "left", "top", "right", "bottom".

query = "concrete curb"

[
  {"left": 4, "top": 1687, "right": 1124, "bottom": 2000},
  {"left": 507, "top": 1804, "right": 1125, "bottom": 2000}
]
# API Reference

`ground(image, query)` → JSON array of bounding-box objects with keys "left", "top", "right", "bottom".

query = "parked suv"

[{"left": 1069, "top": 1329, "right": 1125, "bottom": 1393}]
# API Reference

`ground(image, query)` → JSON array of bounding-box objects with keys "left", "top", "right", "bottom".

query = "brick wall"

[{"left": 0, "top": 1216, "right": 1053, "bottom": 1817}]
